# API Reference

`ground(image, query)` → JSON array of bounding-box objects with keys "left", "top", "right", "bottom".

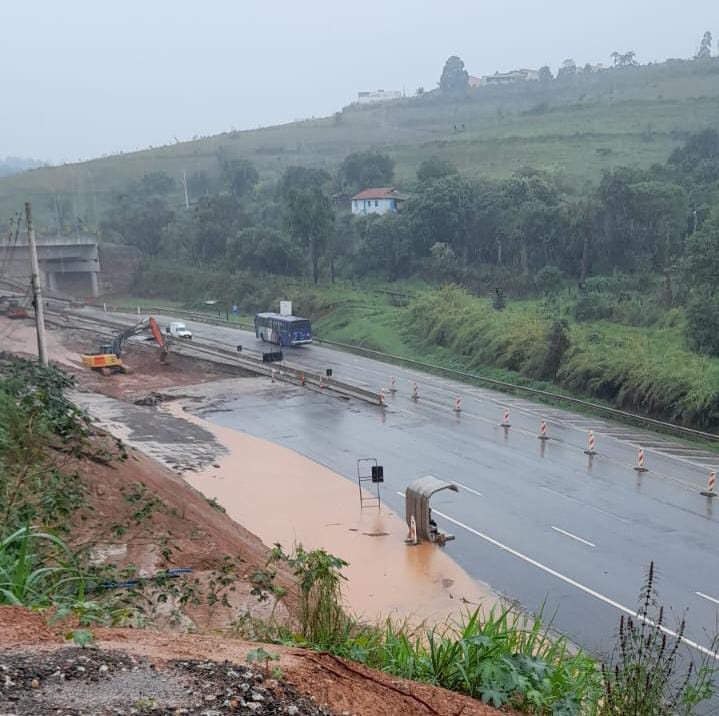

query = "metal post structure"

[
  {"left": 356, "top": 458, "right": 382, "bottom": 510},
  {"left": 25, "top": 202, "right": 48, "bottom": 366}
]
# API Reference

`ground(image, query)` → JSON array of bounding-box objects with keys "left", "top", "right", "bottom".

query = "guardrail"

[{"left": 82, "top": 301, "right": 719, "bottom": 442}]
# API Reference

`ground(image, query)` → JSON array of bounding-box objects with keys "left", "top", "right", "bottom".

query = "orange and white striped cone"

[
  {"left": 380, "top": 389, "right": 386, "bottom": 407},
  {"left": 389, "top": 376, "right": 397, "bottom": 394},
  {"left": 538, "top": 419, "right": 549, "bottom": 441},
  {"left": 271, "top": 369, "right": 276, "bottom": 383},
  {"left": 412, "top": 382, "right": 419, "bottom": 401},
  {"left": 501, "top": 407, "right": 511, "bottom": 428},
  {"left": 634, "top": 447, "right": 648, "bottom": 473},
  {"left": 454, "top": 395, "right": 462, "bottom": 413},
  {"left": 406, "top": 514, "right": 418, "bottom": 545},
  {"left": 701, "top": 470, "right": 717, "bottom": 497},
  {"left": 300, "top": 372, "right": 305, "bottom": 386},
  {"left": 584, "top": 430, "right": 597, "bottom": 456},
  {"left": 319, "top": 376, "right": 325, "bottom": 390}
]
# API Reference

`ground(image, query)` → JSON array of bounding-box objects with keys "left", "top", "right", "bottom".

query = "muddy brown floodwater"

[{"left": 167, "top": 402, "right": 499, "bottom": 624}]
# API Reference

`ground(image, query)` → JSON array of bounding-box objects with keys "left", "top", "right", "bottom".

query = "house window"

[{"left": 375, "top": 200, "right": 378, "bottom": 206}]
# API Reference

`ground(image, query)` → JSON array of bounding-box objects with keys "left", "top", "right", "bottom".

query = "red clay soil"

[
  {"left": 68, "top": 439, "right": 299, "bottom": 624},
  {"left": 0, "top": 608, "right": 515, "bottom": 716}
]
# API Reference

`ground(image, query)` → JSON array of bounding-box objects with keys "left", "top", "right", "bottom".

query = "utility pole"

[
  {"left": 25, "top": 202, "right": 48, "bottom": 366},
  {"left": 182, "top": 168, "right": 190, "bottom": 209}
]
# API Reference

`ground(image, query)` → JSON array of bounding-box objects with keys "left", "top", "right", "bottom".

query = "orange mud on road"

[{"left": 170, "top": 403, "right": 499, "bottom": 624}]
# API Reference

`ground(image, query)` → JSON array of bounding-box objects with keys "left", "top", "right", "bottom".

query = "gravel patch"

[{"left": 0, "top": 647, "right": 336, "bottom": 715}]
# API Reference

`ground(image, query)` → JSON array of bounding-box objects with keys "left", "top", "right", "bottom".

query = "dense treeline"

[{"left": 100, "top": 129, "right": 719, "bottom": 353}]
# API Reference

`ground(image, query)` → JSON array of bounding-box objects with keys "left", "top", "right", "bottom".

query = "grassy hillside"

[{"left": 2, "top": 58, "right": 719, "bottom": 227}]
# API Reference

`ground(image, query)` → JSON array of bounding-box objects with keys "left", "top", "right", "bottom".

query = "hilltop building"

[
  {"left": 471, "top": 69, "right": 540, "bottom": 86},
  {"left": 357, "top": 89, "right": 403, "bottom": 104},
  {"left": 351, "top": 187, "right": 407, "bottom": 216}
]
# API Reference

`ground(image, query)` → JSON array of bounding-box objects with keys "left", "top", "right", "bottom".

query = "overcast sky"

[{"left": 1, "top": 0, "right": 714, "bottom": 163}]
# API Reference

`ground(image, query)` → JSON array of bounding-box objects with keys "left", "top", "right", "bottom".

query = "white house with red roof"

[{"left": 350, "top": 187, "right": 407, "bottom": 216}]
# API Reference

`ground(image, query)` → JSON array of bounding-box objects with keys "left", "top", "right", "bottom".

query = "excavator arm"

[{"left": 111, "top": 317, "right": 168, "bottom": 360}]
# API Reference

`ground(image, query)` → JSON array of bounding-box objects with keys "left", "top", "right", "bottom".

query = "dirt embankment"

[{"left": 0, "top": 608, "right": 512, "bottom": 716}]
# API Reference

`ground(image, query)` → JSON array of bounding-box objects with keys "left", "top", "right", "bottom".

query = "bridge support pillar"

[
  {"left": 89, "top": 271, "right": 99, "bottom": 298},
  {"left": 46, "top": 271, "right": 58, "bottom": 294}
]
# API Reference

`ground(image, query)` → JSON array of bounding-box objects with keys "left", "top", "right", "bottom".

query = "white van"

[{"left": 166, "top": 321, "right": 192, "bottom": 339}]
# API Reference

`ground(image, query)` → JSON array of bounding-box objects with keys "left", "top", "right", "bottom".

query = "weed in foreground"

[{"left": 598, "top": 561, "right": 717, "bottom": 716}]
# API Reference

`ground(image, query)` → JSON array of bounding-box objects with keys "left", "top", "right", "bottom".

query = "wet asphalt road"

[{"left": 78, "top": 307, "right": 719, "bottom": 666}]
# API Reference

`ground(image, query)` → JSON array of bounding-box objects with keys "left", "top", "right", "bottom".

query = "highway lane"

[
  {"left": 76, "top": 306, "right": 719, "bottom": 489},
  {"left": 186, "top": 378, "right": 719, "bottom": 663},
  {"left": 71, "top": 306, "right": 719, "bottom": 654}
]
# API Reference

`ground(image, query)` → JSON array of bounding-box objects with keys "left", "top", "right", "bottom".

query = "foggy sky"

[{"left": 1, "top": 0, "right": 715, "bottom": 163}]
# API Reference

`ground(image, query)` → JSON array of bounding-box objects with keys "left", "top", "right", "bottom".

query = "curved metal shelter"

[{"left": 405, "top": 476, "right": 459, "bottom": 545}]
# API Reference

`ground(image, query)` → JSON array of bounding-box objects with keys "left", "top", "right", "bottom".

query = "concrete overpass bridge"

[{"left": 1, "top": 234, "right": 101, "bottom": 298}]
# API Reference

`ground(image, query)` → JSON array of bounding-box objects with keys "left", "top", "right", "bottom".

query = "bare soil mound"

[{"left": 0, "top": 609, "right": 510, "bottom": 716}]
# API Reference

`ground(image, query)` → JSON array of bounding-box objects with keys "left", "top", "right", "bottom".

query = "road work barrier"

[
  {"left": 634, "top": 448, "right": 648, "bottom": 473},
  {"left": 701, "top": 471, "right": 717, "bottom": 497},
  {"left": 501, "top": 407, "right": 511, "bottom": 428},
  {"left": 584, "top": 431, "right": 597, "bottom": 456},
  {"left": 538, "top": 419, "right": 549, "bottom": 441}
]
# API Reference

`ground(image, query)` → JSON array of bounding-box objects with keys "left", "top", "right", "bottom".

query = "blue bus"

[{"left": 254, "top": 312, "right": 312, "bottom": 347}]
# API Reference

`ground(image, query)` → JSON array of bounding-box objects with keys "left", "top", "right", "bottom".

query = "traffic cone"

[
  {"left": 501, "top": 407, "right": 511, "bottom": 428},
  {"left": 406, "top": 514, "right": 418, "bottom": 545},
  {"left": 584, "top": 430, "right": 597, "bottom": 456},
  {"left": 319, "top": 376, "right": 325, "bottom": 390},
  {"left": 271, "top": 369, "right": 276, "bottom": 383},
  {"left": 634, "top": 448, "right": 648, "bottom": 473},
  {"left": 412, "top": 382, "right": 419, "bottom": 401},
  {"left": 454, "top": 395, "right": 462, "bottom": 413},
  {"left": 538, "top": 419, "right": 549, "bottom": 440},
  {"left": 701, "top": 470, "right": 717, "bottom": 498},
  {"left": 389, "top": 376, "right": 397, "bottom": 394},
  {"left": 380, "top": 389, "right": 386, "bottom": 406},
  {"left": 300, "top": 371, "right": 305, "bottom": 386}
]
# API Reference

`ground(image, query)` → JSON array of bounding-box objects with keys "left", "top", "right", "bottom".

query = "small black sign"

[
  {"left": 262, "top": 351, "right": 283, "bottom": 363},
  {"left": 237, "top": 345, "right": 243, "bottom": 352},
  {"left": 371, "top": 465, "right": 384, "bottom": 483},
  {"left": 326, "top": 368, "right": 333, "bottom": 377}
]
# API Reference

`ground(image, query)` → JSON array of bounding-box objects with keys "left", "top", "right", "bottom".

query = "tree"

[
  {"left": 439, "top": 56, "right": 469, "bottom": 94},
  {"left": 277, "top": 166, "right": 331, "bottom": 199},
  {"left": 284, "top": 186, "right": 334, "bottom": 284},
  {"left": 611, "top": 51, "right": 638, "bottom": 68},
  {"left": 100, "top": 174, "right": 176, "bottom": 257},
  {"left": 538, "top": 66, "right": 553, "bottom": 82},
  {"left": 338, "top": 151, "right": 394, "bottom": 192},
  {"left": 557, "top": 59, "right": 577, "bottom": 79},
  {"left": 191, "top": 194, "right": 248, "bottom": 262},
  {"left": 227, "top": 226, "right": 302, "bottom": 275},
  {"left": 696, "top": 31, "right": 713, "bottom": 60},
  {"left": 417, "top": 156, "right": 458, "bottom": 185},
  {"left": 221, "top": 158, "right": 259, "bottom": 198}
]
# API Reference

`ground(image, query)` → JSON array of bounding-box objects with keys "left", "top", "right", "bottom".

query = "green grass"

[{"left": 3, "top": 58, "right": 719, "bottom": 227}]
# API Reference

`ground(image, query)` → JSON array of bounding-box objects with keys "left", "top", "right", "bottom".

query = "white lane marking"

[
  {"left": 696, "top": 591, "right": 719, "bottom": 606},
  {"left": 431, "top": 508, "right": 719, "bottom": 660},
  {"left": 452, "top": 481, "right": 483, "bottom": 497},
  {"left": 537, "top": 485, "right": 630, "bottom": 524},
  {"left": 551, "top": 526, "right": 596, "bottom": 548}
]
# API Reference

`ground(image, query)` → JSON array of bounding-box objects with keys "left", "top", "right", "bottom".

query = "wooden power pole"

[{"left": 25, "top": 201, "right": 48, "bottom": 365}]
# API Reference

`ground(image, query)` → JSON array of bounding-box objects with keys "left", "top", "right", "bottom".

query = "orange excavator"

[{"left": 81, "top": 316, "right": 168, "bottom": 374}]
